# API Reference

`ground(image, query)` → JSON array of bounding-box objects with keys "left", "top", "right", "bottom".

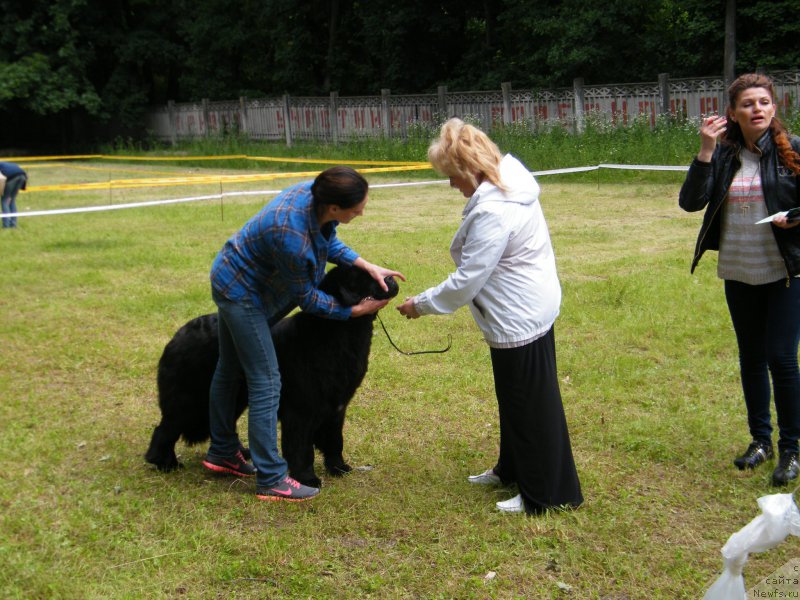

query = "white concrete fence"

[{"left": 145, "top": 70, "right": 800, "bottom": 146}]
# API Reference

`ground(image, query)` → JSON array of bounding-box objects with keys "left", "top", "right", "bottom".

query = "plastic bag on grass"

[{"left": 703, "top": 492, "right": 800, "bottom": 600}]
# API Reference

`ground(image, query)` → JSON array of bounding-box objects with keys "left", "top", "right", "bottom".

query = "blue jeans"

[
  {"left": 725, "top": 278, "right": 800, "bottom": 454},
  {"left": 208, "top": 289, "right": 287, "bottom": 487},
  {"left": 2, "top": 174, "right": 26, "bottom": 228}
]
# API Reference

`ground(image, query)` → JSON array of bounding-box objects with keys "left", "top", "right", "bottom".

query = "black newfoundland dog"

[{"left": 145, "top": 265, "right": 399, "bottom": 487}]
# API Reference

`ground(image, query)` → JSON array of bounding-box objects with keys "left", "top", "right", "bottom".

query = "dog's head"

[{"left": 319, "top": 265, "right": 400, "bottom": 307}]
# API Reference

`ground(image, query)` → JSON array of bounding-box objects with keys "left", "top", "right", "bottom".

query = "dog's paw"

[
  {"left": 326, "top": 462, "right": 352, "bottom": 477},
  {"left": 290, "top": 469, "right": 322, "bottom": 488},
  {"left": 300, "top": 476, "right": 322, "bottom": 488},
  {"left": 155, "top": 461, "right": 184, "bottom": 473}
]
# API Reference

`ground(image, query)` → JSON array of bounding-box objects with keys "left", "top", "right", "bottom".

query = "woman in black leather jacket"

[{"left": 679, "top": 73, "right": 800, "bottom": 486}]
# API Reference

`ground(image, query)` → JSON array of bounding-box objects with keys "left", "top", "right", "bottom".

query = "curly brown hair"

[{"left": 724, "top": 73, "right": 800, "bottom": 175}]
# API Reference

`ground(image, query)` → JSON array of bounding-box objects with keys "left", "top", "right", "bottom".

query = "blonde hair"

[{"left": 427, "top": 118, "right": 505, "bottom": 190}]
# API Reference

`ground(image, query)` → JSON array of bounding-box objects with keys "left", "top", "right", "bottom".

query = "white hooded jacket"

[{"left": 414, "top": 154, "right": 561, "bottom": 348}]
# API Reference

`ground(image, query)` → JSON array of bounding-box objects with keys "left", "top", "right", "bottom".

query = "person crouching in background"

[{"left": 0, "top": 162, "right": 27, "bottom": 229}]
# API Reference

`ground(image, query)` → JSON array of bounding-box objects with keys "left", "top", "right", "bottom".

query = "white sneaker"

[
  {"left": 467, "top": 468, "right": 501, "bottom": 485},
  {"left": 496, "top": 494, "right": 524, "bottom": 513}
]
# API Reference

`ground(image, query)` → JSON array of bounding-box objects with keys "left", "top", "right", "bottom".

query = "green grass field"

[{"left": 2, "top": 159, "right": 798, "bottom": 599}]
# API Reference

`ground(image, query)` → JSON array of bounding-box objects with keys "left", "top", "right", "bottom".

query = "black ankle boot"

[
  {"left": 733, "top": 441, "right": 773, "bottom": 470},
  {"left": 772, "top": 451, "right": 800, "bottom": 486}
]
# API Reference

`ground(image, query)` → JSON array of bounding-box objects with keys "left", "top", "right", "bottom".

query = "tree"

[
  {"left": 736, "top": 0, "right": 800, "bottom": 74},
  {"left": 486, "top": 0, "right": 726, "bottom": 87},
  {"left": 2, "top": 0, "right": 797, "bottom": 150},
  {"left": 0, "top": 0, "right": 187, "bottom": 150},
  {"left": 0, "top": 1, "right": 102, "bottom": 116}
]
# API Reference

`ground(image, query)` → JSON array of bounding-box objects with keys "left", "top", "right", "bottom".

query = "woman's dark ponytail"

[{"left": 311, "top": 166, "right": 368, "bottom": 209}]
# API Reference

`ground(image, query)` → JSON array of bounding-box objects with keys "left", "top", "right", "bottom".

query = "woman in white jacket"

[{"left": 397, "top": 118, "right": 582, "bottom": 514}]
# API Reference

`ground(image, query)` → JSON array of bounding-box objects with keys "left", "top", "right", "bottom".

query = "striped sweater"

[{"left": 718, "top": 148, "right": 786, "bottom": 285}]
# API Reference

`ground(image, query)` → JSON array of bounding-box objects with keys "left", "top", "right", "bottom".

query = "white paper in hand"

[{"left": 756, "top": 207, "right": 800, "bottom": 224}]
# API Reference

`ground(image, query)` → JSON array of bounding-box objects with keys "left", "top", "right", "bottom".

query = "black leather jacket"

[{"left": 679, "top": 130, "right": 800, "bottom": 276}]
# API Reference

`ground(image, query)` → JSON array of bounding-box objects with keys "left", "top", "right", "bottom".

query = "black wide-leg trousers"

[{"left": 490, "top": 327, "right": 583, "bottom": 514}]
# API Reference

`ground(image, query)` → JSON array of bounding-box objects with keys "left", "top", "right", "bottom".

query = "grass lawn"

[{"left": 1, "top": 160, "right": 798, "bottom": 599}]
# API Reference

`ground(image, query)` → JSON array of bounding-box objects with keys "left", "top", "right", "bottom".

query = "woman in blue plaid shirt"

[{"left": 204, "top": 166, "right": 404, "bottom": 502}]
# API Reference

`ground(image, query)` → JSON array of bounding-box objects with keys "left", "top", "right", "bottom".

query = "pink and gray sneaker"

[
  {"left": 256, "top": 475, "right": 320, "bottom": 502},
  {"left": 202, "top": 450, "right": 256, "bottom": 477}
]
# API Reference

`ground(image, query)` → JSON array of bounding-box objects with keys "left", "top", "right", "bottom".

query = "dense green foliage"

[{"left": 1, "top": 0, "right": 796, "bottom": 138}]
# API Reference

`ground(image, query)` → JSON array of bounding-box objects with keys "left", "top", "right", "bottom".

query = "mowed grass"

[{"left": 2, "top": 160, "right": 798, "bottom": 599}]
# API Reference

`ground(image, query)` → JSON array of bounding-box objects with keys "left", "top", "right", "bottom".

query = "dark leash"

[{"left": 376, "top": 313, "right": 452, "bottom": 356}]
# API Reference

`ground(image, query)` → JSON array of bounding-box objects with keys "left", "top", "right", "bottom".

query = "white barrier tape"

[
  {"left": 533, "top": 166, "right": 600, "bottom": 176},
  {"left": 3, "top": 190, "right": 282, "bottom": 218},
  {"left": 371, "top": 179, "right": 449, "bottom": 189},
  {"left": 3, "top": 163, "right": 687, "bottom": 219},
  {"left": 598, "top": 163, "right": 689, "bottom": 172}
]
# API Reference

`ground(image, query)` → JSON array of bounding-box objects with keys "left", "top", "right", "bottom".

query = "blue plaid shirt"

[{"left": 210, "top": 181, "right": 359, "bottom": 321}]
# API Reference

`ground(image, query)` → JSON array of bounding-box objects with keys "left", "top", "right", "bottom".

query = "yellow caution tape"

[
  {"left": 5, "top": 153, "right": 429, "bottom": 166},
  {"left": 25, "top": 164, "right": 434, "bottom": 193}
]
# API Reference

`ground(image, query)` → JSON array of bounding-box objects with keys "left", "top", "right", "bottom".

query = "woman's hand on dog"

[
  {"left": 353, "top": 258, "right": 406, "bottom": 291},
  {"left": 350, "top": 297, "right": 391, "bottom": 317}
]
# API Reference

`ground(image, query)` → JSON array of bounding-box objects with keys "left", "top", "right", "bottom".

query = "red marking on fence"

[
  {"left": 611, "top": 100, "right": 628, "bottom": 125},
  {"left": 670, "top": 98, "right": 687, "bottom": 117},
  {"left": 535, "top": 105, "right": 548, "bottom": 120},
  {"left": 557, "top": 103, "right": 570, "bottom": 119},
  {"left": 699, "top": 97, "right": 719, "bottom": 114},
  {"left": 491, "top": 106, "right": 503, "bottom": 124},
  {"left": 638, "top": 101, "right": 656, "bottom": 127}
]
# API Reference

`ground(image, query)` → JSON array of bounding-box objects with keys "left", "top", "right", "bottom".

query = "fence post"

[
  {"left": 658, "top": 73, "right": 670, "bottom": 116},
  {"left": 167, "top": 100, "right": 176, "bottom": 145},
  {"left": 381, "top": 88, "right": 391, "bottom": 138},
  {"left": 573, "top": 78, "right": 585, "bottom": 133},
  {"left": 239, "top": 96, "right": 249, "bottom": 137},
  {"left": 330, "top": 91, "right": 339, "bottom": 145},
  {"left": 501, "top": 82, "right": 512, "bottom": 126},
  {"left": 283, "top": 94, "right": 293, "bottom": 148},
  {"left": 438, "top": 85, "right": 448, "bottom": 121},
  {"left": 202, "top": 98, "right": 210, "bottom": 137}
]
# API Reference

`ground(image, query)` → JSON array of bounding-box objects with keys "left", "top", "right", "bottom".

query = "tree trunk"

[
  {"left": 724, "top": 0, "right": 736, "bottom": 91},
  {"left": 323, "top": 0, "right": 341, "bottom": 93}
]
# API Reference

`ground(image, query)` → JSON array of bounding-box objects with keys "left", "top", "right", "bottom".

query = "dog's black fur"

[{"left": 145, "top": 265, "right": 399, "bottom": 487}]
